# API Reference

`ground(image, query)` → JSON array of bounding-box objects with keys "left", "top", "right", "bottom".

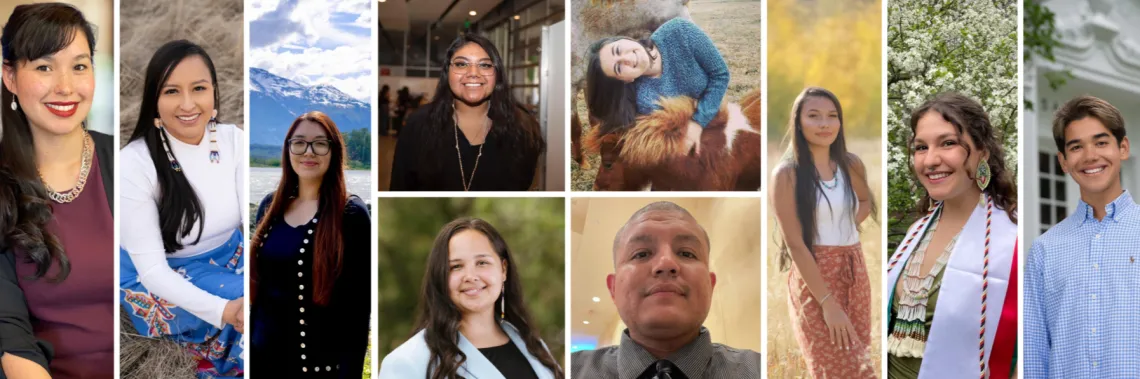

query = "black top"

[
  {"left": 388, "top": 106, "right": 540, "bottom": 191},
  {"left": 0, "top": 129, "right": 114, "bottom": 378},
  {"left": 478, "top": 341, "right": 540, "bottom": 379},
  {"left": 250, "top": 194, "right": 371, "bottom": 378}
]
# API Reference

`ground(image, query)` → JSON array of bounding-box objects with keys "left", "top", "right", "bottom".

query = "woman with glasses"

[
  {"left": 250, "top": 111, "right": 371, "bottom": 377},
  {"left": 389, "top": 33, "right": 545, "bottom": 191}
]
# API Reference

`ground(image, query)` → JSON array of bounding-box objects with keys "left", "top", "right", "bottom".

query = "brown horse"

[{"left": 585, "top": 89, "right": 762, "bottom": 191}]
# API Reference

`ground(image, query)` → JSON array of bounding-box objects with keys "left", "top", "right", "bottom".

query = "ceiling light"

[
  {"left": 469, "top": 10, "right": 476, "bottom": 16},
  {"left": 583, "top": 320, "right": 590, "bottom": 325},
  {"left": 514, "top": 15, "right": 520, "bottom": 20},
  {"left": 592, "top": 297, "right": 600, "bottom": 302}
]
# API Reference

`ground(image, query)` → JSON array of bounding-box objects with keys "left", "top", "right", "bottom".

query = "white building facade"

[{"left": 1024, "top": 0, "right": 1140, "bottom": 246}]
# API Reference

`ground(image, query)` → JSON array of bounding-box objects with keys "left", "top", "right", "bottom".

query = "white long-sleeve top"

[{"left": 120, "top": 124, "right": 247, "bottom": 328}]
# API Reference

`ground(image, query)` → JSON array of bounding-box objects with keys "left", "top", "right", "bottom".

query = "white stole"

[{"left": 886, "top": 199, "right": 1017, "bottom": 378}]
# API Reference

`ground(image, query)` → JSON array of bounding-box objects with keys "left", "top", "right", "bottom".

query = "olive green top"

[{"left": 887, "top": 267, "right": 945, "bottom": 379}]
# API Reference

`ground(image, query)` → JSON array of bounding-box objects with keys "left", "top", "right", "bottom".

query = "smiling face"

[
  {"left": 447, "top": 42, "right": 496, "bottom": 105},
  {"left": 598, "top": 39, "right": 652, "bottom": 83},
  {"left": 287, "top": 119, "right": 332, "bottom": 183},
  {"left": 447, "top": 229, "right": 507, "bottom": 317},
  {"left": 912, "top": 111, "right": 986, "bottom": 202},
  {"left": 156, "top": 55, "right": 215, "bottom": 144},
  {"left": 2, "top": 30, "right": 94, "bottom": 136},
  {"left": 1058, "top": 116, "right": 1130, "bottom": 197},
  {"left": 798, "top": 96, "right": 840, "bottom": 149},
  {"left": 607, "top": 210, "right": 715, "bottom": 340}
]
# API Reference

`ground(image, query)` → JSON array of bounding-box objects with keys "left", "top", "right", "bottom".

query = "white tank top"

[{"left": 814, "top": 167, "right": 859, "bottom": 246}]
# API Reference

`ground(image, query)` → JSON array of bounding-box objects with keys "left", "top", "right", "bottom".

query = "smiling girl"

[
  {"left": 119, "top": 40, "right": 246, "bottom": 378},
  {"left": 771, "top": 87, "right": 877, "bottom": 378},
  {"left": 0, "top": 3, "right": 113, "bottom": 378},
  {"left": 886, "top": 92, "right": 1018, "bottom": 379}
]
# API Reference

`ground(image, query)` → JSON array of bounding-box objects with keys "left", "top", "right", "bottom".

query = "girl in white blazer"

[{"left": 379, "top": 218, "right": 563, "bottom": 379}]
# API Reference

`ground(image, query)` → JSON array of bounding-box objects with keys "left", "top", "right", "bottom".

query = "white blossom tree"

[{"left": 886, "top": 0, "right": 1018, "bottom": 246}]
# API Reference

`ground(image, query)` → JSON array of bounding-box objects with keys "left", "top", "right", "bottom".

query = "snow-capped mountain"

[{"left": 249, "top": 67, "right": 370, "bottom": 146}]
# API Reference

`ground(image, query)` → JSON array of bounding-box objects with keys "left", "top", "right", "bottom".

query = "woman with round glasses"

[
  {"left": 389, "top": 33, "right": 545, "bottom": 191},
  {"left": 250, "top": 111, "right": 372, "bottom": 377}
]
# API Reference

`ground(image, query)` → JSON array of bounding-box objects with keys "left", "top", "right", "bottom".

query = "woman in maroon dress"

[{"left": 0, "top": 3, "right": 114, "bottom": 379}]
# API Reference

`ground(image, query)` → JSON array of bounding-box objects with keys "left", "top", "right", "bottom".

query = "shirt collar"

[
  {"left": 1079, "top": 190, "right": 1135, "bottom": 223},
  {"left": 617, "top": 327, "right": 713, "bottom": 379}
]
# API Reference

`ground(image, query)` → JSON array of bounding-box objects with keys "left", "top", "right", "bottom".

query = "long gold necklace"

[
  {"left": 454, "top": 109, "right": 490, "bottom": 192},
  {"left": 41, "top": 130, "right": 93, "bottom": 203}
]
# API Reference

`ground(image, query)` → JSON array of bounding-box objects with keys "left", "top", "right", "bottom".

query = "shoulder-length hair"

[
  {"left": 0, "top": 2, "right": 98, "bottom": 281},
  {"left": 777, "top": 87, "right": 876, "bottom": 271},
  {"left": 250, "top": 111, "right": 348, "bottom": 306},
  {"left": 907, "top": 92, "right": 1017, "bottom": 223},
  {"left": 414, "top": 33, "right": 544, "bottom": 181},
  {"left": 126, "top": 40, "right": 220, "bottom": 253},
  {"left": 414, "top": 217, "right": 562, "bottom": 379}
]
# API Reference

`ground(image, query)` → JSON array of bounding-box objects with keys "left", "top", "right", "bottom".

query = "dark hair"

[
  {"left": 584, "top": 37, "right": 657, "bottom": 135},
  {"left": 777, "top": 87, "right": 876, "bottom": 272},
  {"left": 416, "top": 33, "right": 544, "bottom": 181},
  {"left": 414, "top": 217, "right": 562, "bottom": 379},
  {"left": 0, "top": 3, "right": 97, "bottom": 281},
  {"left": 907, "top": 92, "right": 1017, "bottom": 222},
  {"left": 126, "top": 40, "right": 221, "bottom": 253},
  {"left": 251, "top": 111, "right": 348, "bottom": 306},
  {"left": 1052, "top": 95, "right": 1126, "bottom": 156}
]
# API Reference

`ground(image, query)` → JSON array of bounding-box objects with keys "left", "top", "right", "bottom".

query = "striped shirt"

[
  {"left": 570, "top": 327, "right": 761, "bottom": 379},
  {"left": 1025, "top": 190, "right": 1140, "bottom": 378}
]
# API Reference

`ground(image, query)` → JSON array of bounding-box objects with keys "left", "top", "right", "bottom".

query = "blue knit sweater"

[{"left": 635, "top": 18, "right": 730, "bottom": 128}]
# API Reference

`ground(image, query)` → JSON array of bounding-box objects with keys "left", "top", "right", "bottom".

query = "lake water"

[{"left": 249, "top": 167, "right": 372, "bottom": 203}]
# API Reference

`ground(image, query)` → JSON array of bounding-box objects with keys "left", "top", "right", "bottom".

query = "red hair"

[{"left": 251, "top": 111, "right": 348, "bottom": 305}]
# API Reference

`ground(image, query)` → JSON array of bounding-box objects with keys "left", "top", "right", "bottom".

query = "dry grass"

[
  {"left": 570, "top": 0, "right": 762, "bottom": 190},
  {"left": 118, "top": 0, "right": 244, "bottom": 146},
  {"left": 766, "top": 139, "right": 883, "bottom": 378},
  {"left": 119, "top": 310, "right": 197, "bottom": 379}
]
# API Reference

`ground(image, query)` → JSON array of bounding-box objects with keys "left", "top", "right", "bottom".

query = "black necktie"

[{"left": 640, "top": 360, "right": 686, "bottom": 379}]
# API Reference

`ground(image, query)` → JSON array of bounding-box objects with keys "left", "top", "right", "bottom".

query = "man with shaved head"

[{"left": 572, "top": 201, "right": 761, "bottom": 378}]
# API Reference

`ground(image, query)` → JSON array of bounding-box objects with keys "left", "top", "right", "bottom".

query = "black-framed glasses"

[{"left": 288, "top": 138, "right": 331, "bottom": 156}]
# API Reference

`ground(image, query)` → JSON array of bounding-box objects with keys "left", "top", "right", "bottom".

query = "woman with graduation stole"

[{"left": 886, "top": 93, "right": 1018, "bottom": 379}]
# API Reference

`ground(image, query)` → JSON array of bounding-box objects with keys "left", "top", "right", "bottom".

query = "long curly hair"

[
  {"left": 0, "top": 3, "right": 98, "bottom": 281},
  {"left": 414, "top": 217, "right": 562, "bottom": 379},
  {"left": 907, "top": 92, "right": 1017, "bottom": 223}
]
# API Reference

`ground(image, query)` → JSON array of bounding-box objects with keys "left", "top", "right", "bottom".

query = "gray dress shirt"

[{"left": 571, "top": 327, "right": 761, "bottom": 379}]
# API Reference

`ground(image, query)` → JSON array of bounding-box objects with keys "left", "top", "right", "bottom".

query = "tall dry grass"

[
  {"left": 766, "top": 139, "right": 883, "bottom": 378},
  {"left": 118, "top": 0, "right": 244, "bottom": 147}
]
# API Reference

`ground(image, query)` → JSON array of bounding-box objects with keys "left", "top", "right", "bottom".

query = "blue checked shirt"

[{"left": 1025, "top": 190, "right": 1140, "bottom": 378}]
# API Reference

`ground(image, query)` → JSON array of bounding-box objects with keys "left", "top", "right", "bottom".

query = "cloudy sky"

[{"left": 249, "top": 0, "right": 371, "bottom": 101}]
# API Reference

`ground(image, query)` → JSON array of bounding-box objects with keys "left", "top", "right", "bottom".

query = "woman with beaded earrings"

[
  {"left": 119, "top": 40, "right": 246, "bottom": 378},
  {"left": 886, "top": 92, "right": 1018, "bottom": 379}
]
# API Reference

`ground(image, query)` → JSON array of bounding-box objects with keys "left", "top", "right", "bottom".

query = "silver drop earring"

[{"left": 10, "top": 95, "right": 16, "bottom": 111}]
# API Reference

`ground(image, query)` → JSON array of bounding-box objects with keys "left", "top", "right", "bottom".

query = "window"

[{"left": 1039, "top": 152, "right": 1068, "bottom": 235}]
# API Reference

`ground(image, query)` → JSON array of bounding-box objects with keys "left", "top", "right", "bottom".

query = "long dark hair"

[
  {"left": 907, "top": 92, "right": 1017, "bottom": 223},
  {"left": 584, "top": 37, "right": 657, "bottom": 135},
  {"left": 126, "top": 40, "right": 220, "bottom": 253},
  {"left": 250, "top": 111, "right": 348, "bottom": 306},
  {"left": 414, "top": 218, "right": 562, "bottom": 379},
  {"left": 0, "top": 3, "right": 97, "bottom": 281},
  {"left": 416, "top": 34, "right": 544, "bottom": 181},
  {"left": 777, "top": 87, "right": 875, "bottom": 271}
]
